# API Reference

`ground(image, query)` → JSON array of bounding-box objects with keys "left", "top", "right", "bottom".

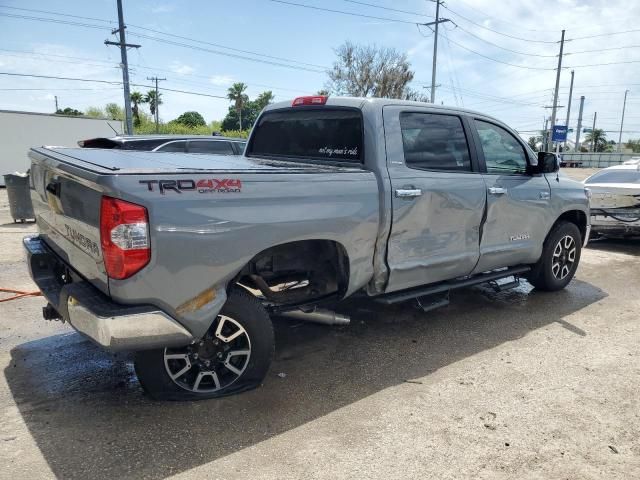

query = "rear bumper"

[{"left": 23, "top": 236, "right": 194, "bottom": 352}]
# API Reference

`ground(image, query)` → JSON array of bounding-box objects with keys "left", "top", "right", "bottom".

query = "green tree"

[
  {"left": 174, "top": 111, "right": 206, "bottom": 128},
  {"left": 585, "top": 128, "right": 608, "bottom": 152},
  {"left": 227, "top": 82, "right": 249, "bottom": 130},
  {"left": 104, "top": 103, "right": 124, "bottom": 120},
  {"left": 145, "top": 90, "right": 163, "bottom": 117},
  {"left": 626, "top": 139, "right": 640, "bottom": 153},
  {"left": 327, "top": 41, "right": 415, "bottom": 99},
  {"left": 253, "top": 90, "right": 274, "bottom": 112},
  {"left": 527, "top": 136, "right": 541, "bottom": 152},
  {"left": 130, "top": 91, "right": 146, "bottom": 126},
  {"left": 84, "top": 106, "right": 105, "bottom": 118},
  {"left": 56, "top": 107, "right": 83, "bottom": 116}
]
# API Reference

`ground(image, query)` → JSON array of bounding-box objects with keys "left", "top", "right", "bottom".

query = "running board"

[{"left": 377, "top": 266, "right": 531, "bottom": 305}]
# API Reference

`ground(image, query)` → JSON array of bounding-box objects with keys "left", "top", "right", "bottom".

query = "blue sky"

[{"left": 1, "top": 0, "right": 639, "bottom": 143}]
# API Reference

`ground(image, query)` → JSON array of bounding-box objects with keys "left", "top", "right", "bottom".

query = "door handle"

[
  {"left": 539, "top": 191, "right": 550, "bottom": 200},
  {"left": 395, "top": 188, "right": 422, "bottom": 199},
  {"left": 488, "top": 187, "right": 507, "bottom": 195}
]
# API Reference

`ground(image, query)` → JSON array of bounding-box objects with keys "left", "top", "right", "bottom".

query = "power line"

[
  {"left": 439, "top": 33, "right": 557, "bottom": 70},
  {"left": 568, "top": 29, "right": 640, "bottom": 41},
  {"left": 440, "top": 4, "right": 558, "bottom": 44},
  {"left": 266, "top": 0, "right": 424, "bottom": 25},
  {"left": 0, "top": 72, "right": 228, "bottom": 99},
  {"left": 0, "top": 6, "right": 327, "bottom": 73},
  {"left": 128, "top": 32, "right": 326, "bottom": 73},
  {"left": 0, "top": 48, "right": 307, "bottom": 94},
  {"left": 340, "top": 0, "right": 432, "bottom": 18},
  {"left": 0, "top": 4, "right": 114, "bottom": 24},
  {"left": 564, "top": 45, "right": 640, "bottom": 56},
  {"left": 447, "top": 24, "right": 558, "bottom": 58}
]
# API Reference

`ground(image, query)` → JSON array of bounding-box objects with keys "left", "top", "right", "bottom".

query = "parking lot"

[{"left": 0, "top": 169, "right": 639, "bottom": 480}]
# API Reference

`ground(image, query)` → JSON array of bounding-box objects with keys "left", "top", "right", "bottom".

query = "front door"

[
  {"left": 383, "top": 107, "right": 486, "bottom": 293},
  {"left": 471, "top": 119, "right": 551, "bottom": 273}
]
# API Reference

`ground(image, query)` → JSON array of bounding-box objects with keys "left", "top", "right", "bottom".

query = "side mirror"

[{"left": 537, "top": 152, "right": 560, "bottom": 174}]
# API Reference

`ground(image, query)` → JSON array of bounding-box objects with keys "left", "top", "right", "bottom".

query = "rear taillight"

[
  {"left": 292, "top": 95, "right": 328, "bottom": 106},
  {"left": 100, "top": 196, "right": 150, "bottom": 280}
]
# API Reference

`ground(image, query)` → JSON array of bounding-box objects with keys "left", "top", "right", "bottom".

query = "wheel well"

[
  {"left": 235, "top": 240, "right": 350, "bottom": 306},
  {"left": 554, "top": 210, "right": 587, "bottom": 242}
]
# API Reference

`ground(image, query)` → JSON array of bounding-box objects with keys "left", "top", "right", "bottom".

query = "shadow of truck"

[{"left": 5, "top": 280, "right": 606, "bottom": 480}]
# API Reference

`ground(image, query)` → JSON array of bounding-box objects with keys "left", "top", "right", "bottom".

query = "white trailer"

[{"left": 0, "top": 110, "right": 123, "bottom": 186}]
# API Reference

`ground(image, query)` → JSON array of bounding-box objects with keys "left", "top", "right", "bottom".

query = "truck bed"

[{"left": 31, "top": 147, "right": 366, "bottom": 175}]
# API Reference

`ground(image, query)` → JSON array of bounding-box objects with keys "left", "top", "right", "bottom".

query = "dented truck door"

[
  {"left": 470, "top": 118, "right": 551, "bottom": 273},
  {"left": 382, "top": 106, "right": 486, "bottom": 293}
]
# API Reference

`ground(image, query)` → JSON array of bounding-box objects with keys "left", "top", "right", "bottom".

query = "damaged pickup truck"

[{"left": 25, "top": 96, "right": 591, "bottom": 400}]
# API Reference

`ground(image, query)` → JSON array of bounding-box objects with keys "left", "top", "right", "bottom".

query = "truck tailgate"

[{"left": 29, "top": 149, "right": 108, "bottom": 293}]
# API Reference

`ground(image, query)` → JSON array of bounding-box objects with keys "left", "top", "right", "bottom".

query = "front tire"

[
  {"left": 527, "top": 221, "right": 582, "bottom": 291},
  {"left": 135, "top": 288, "right": 274, "bottom": 401}
]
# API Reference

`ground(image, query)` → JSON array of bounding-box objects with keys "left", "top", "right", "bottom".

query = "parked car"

[
  {"left": 78, "top": 134, "right": 246, "bottom": 155},
  {"left": 584, "top": 164, "right": 640, "bottom": 237},
  {"left": 622, "top": 157, "right": 640, "bottom": 165},
  {"left": 24, "top": 96, "right": 591, "bottom": 400}
]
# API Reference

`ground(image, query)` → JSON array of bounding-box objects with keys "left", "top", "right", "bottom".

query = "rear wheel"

[
  {"left": 135, "top": 288, "right": 274, "bottom": 400},
  {"left": 527, "top": 221, "right": 582, "bottom": 291}
]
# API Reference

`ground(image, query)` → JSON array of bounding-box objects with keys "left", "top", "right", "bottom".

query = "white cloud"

[
  {"left": 209, "top": 75, "right": 234, "bottom": 86},
  {"left": 170, "top": 62, "right": 195, "bottom": 75}
]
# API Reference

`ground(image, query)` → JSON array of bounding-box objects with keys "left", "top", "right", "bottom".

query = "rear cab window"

[
  {"left": 400, "top": 112, "right": 472, "bottom": 172},
  {"left": 247, "top": 108, "right": 363, "bottom": 164}
]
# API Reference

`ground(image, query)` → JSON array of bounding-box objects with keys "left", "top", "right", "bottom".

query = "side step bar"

[{"left": 376, "top": 265, "right": 531, "bottom": 305}]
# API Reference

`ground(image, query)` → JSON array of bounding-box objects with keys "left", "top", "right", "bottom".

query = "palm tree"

[
  {"left": 130, "top": 91, "right": 145, "bottom": 126},
  {"left": 145, "top": 90, "right": 163, "bottom": 117},
  {"left": 585, "top": 128, "right": 607, "bottom": 152},
  {"left": 227, "top": 82, "right": 248, "bottom": 130}
]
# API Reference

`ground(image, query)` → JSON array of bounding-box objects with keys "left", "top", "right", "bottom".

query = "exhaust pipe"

[{"left": 280, "top": 308, "right": 350, "bottom": 326}]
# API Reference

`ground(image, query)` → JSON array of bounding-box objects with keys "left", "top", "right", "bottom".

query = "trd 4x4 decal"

[{"left": 139, "top": 179, "right": 242, "bottom": 194}]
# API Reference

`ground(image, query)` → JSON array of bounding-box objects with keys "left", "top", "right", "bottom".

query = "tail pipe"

[{"left": 280, "top": 308, "right": 350, "bottom": 326}]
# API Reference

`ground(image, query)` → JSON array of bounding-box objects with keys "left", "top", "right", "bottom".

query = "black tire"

[
  {"left": 135, "top": 288, "right": 274, "bottom": 401},
  {"left": 527, "top": 221, "right": 582, "bottom": 291}
]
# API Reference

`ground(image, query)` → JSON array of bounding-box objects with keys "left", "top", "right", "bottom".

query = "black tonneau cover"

[{"left": 29, "top": 147, "right": 365, "bottom": 174}]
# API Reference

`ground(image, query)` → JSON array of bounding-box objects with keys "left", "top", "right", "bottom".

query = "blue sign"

[{"left": 552, "top": 125, "right": 568, "bottom": 142}]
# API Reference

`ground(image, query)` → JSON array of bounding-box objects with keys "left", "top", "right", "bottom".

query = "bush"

[{"left": 173, "top": 111, "right": 206, "bottom": 128}]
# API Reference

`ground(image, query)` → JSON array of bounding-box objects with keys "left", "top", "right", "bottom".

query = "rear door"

[
  {"left": 471, "top": 118, "right": 551, "bottom": 272},
  {"left": 383, "top": 106, "right": 486, "bottom": 292}
]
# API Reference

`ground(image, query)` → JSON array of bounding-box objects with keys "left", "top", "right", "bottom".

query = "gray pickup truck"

[{"left": 24, "top": 96, "right": 591, "bottom": 400}]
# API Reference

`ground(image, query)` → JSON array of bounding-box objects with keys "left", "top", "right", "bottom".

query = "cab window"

[
  {"left": 400, "top": 112, "right": 471, "bottom": 172},
  {"left": 155, "top": 141, "right": 186, "bottom": 152},
  {"left": 187, "top": 140, "right": 234, "bottom": 155},
  {"left": 475, "top": 120, "right": 528, "bottom": 174}
]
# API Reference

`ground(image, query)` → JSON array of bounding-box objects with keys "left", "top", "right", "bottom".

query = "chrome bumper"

[{"left": 24, "top": 236, "right": 193, "bottom": 352}]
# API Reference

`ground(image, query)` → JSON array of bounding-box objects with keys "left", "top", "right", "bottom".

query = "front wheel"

[
  {"left": 134, "top": 288, "right": 274, "bottom": 400},
  {"left": 527, "top": 221, "right": 582, "bottom": 291}
]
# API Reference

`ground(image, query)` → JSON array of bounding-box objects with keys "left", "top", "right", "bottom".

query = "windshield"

[
  {"left": 248, "top": 108, "right": 363, "bottom": 163},
  {"left": 585, "top": 170, "right": 640, "bottom": 184}
]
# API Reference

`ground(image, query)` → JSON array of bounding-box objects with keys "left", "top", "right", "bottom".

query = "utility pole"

[
  {"left": 549, "top": 29, "right": 565, "bottom": 152},
  {"left": 563, "top": 70, "right": 574, "bottom": 151},
  {"left": 146, "top": 76, "right": 166, "bottom": 133},
  {"left": 105, "top": 0, "right": 140, "bottom": 135},
  {"left": 54, "top": 95, "right": 58, "bottom": 112},
  {"left": 618, "top": 89, "right": 629, "bottom": 152},
  {"left": 574, "top": 95, "right": 585, "bottom": 152},
  {"left": 543, "top": 118, "right": 549, "bottom": 151},
  {"left": 424, "top": 0, "right": 451, "bottom": 104},
  {"left": 590, "top": 112, "right": 597, "bottom": 152}
]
